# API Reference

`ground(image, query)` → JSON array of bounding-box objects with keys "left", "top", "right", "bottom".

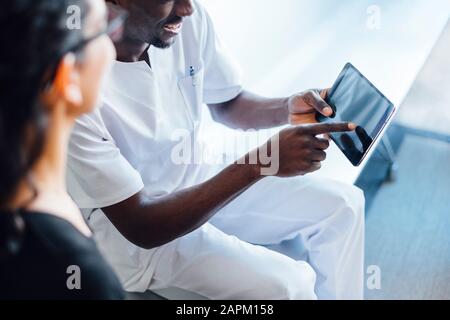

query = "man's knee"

[
  {"left": 304, "top": 177, "right": 365, "bottom": 223},
  {"left": 214, "top": 243, "right": 318, "bottom": 300},
  {"left": 330, "top": 183, "right": 365, "bottom": 231},
  {"left": 247, "top": 261, "right": 317, "bottom": 300},
  {"left": 340, "top": 183, "right": 364, "bottom": 212}
]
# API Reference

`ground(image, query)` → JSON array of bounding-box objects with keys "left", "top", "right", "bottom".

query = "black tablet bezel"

[{"left": 316, "top": 63, "right": 396, "bottom": 166}]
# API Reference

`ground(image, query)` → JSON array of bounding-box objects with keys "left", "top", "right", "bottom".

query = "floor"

[{"left": 361, "top": 19, "right": 450, "bottom": 300}]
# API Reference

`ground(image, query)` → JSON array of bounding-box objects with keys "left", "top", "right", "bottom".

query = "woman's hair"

[
  {"left": 0, "top": 0, "right": 89, "bottom": 256},
  {"left": 0, "top": 0, "right": 89, "bottom": 205}
]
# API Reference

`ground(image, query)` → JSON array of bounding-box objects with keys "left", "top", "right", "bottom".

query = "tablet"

[{"left": 316, "top": 63, "right": 396, "bottom": 166}]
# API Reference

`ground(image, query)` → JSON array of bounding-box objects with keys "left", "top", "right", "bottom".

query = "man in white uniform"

[{"left": 67, "top": 0, "right": 365, "bottom": 299}]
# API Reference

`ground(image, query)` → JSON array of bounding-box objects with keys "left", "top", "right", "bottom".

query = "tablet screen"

[{"left": 318, "top": 63, "right": 395, "bottom": 166}]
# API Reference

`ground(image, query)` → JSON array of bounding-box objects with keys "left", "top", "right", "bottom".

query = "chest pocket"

[{"left": 177, "top": 68, "right": 204, "bottom": 125}]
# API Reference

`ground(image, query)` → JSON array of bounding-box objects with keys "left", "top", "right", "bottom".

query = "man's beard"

[
  {"left": 150, "top": 35, "right": 174, "bottom": 49},
  {"left": 123, "top": 18, "right": 178, "bottom": 49},
  {"left": 149, "top": 25, "right": 178, "bottom": 49}
]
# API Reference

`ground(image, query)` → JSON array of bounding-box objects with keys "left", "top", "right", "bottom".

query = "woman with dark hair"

[{"left": 0, "top": 0, "right": 125, "bottom": 299}]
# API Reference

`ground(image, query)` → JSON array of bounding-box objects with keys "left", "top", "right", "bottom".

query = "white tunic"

[{"left": 67, "top": 1, "right": 242, "bottom": 287}]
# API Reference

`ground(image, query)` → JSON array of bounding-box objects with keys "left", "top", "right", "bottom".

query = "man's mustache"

[{"left": 163, "top": 15, "right": 183, "bottom": 26}]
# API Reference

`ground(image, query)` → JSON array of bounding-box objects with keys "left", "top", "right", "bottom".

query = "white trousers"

[{"left": 145, "top": 175, "right": 365, "bottom": 300}]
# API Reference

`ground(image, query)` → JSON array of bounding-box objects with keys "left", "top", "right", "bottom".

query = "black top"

[{"left": 0, "top": 211, "right": 125, "bottom": 300}]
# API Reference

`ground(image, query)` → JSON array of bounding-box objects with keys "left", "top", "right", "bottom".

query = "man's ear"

[{"left": 44, "top": 53, "right": 83, "bottom": 111}]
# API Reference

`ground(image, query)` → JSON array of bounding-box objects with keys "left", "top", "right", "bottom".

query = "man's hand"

[
  {"left": 288, "top": 89, "right": 333, "bottom": 125},
  {"left": 254, "top": 122, "right": 356, "bottom": 177}
]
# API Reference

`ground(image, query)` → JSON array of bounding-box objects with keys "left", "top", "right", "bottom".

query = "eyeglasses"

[
  {"left": 64, "top": 8, "right": 128, "bottom": 55},
  {"left": 43, "top": 7, "right": 127, "bottom": 89}
]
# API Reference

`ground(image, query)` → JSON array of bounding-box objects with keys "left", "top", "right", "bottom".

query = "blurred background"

[{"left": 199, "top": 0, "right": 450, "bottom": 299}]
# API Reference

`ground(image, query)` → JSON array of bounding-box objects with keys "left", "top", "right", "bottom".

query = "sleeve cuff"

[
  {"left": 72, "top": 179, "right": 144, "bottom": 209},
  {"left": 203, "top": 85, "right": 243, "bottom": 104}
]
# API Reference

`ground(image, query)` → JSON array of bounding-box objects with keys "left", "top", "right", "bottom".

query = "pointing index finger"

[{"left": 303, "top": 122, "right": 357, "bottom": 135}]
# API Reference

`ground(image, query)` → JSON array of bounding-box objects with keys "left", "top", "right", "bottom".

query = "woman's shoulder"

[
  {"left": 1, "top": 211, "right": 125, "bottom": 300},
  {"left": 24, "top": 211, "right": 94, "bottom": 254},
  {"left": 27, "top": 212, "right": 125, "bottom": 299}
]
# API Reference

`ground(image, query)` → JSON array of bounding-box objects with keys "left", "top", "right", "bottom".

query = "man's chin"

[{"left": 151, "top": 36, "right": 176, "bottom": 49}]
